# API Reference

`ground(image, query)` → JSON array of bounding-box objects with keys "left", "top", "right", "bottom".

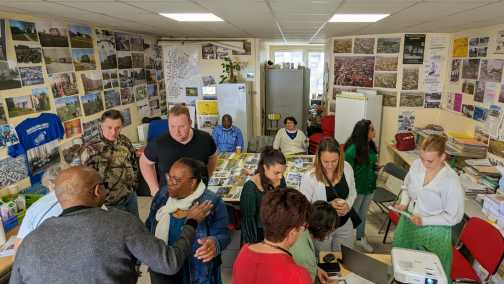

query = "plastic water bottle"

[{"left": 0, "top": 216, "right": 6, "bottom": 246}]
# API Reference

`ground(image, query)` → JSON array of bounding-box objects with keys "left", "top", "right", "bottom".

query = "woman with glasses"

[
  {"left": 344, "top": 119, "right": 378, "bottom": 253},
  {"left": 240, "top": 147, "right": 287, "bottom": 245},
  {"left": 147, "top": 157, "right": 230, "bottom": 284},
  {"left": 300, "top": 137, "right": 358, "bottom": 252},
  {"left": 233, "top": 188, "right": 313, "bottom": 284},
  {"left": 289, "top": 201, "right": 340, "bottom": 283}
]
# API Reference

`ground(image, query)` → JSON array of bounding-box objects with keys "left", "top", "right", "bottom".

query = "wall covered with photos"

[{"left": 0, "top": 10, "right": 165, "bottom": 191}]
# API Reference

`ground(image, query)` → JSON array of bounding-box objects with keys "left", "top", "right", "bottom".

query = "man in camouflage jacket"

[{"left": 81, "top": 110, "right": 139, "bottom": 217}]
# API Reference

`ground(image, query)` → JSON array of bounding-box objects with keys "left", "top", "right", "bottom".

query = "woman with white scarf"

[{"left": 149, "top": 158, "right": 230, "bottom": 284}]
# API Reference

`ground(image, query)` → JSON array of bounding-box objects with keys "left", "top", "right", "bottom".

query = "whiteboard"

[{"left": 335, "top": 93, "right": 367, "bottom": 144}]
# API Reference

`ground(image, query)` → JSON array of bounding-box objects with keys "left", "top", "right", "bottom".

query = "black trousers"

[{"left": 149, "top": 270, "right": 182, "bottom": 284}]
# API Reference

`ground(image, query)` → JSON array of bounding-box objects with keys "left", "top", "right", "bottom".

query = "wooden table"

[
  {"left": 0, "top": 226, "right": 19, "bottom": 283},
  {"left": 319, "top": 251, "right": 391, "bottom": 282}
]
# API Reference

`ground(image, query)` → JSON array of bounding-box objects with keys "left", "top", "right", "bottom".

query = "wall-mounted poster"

[
  {"left": 334, "top": 56, "right": 374, "bottom": 87},
  {"left": 353, "top": 38, "right": 375, "bottom": 54},
  {"left": 32, "top": 87, "right": 51, "bottom": 112},
  {"left": 461, "top": 59, "right": 480, "bottom": 80},
  {"left": 462, "top": 80, "right": 475, "bottom": 95},
  {"left": 375, "top": 56, "right": 398, "bottom": 71},
  {"left": 403, "top": 34, "right": 425, "bottom": 64},
  {"left": 378, "top": 90, "right": 397, "bottom": 107},
  {"left": 452, "top": 37, "right": 468, "bottom": 57},
  {"left": 37, "top": 21, "right": 69, "bottom": 47},
  {"left": 10, "top": 20, "right": 38, "bottom": 42},
  {"left": 376, "top": 38, "right": 401, "bottom": 54},
  {"left": 402, "top": 67, "right": 419, "bottom": 90},
  {"left": 424, "top": 92, "right": 441, "bottom": 108},
  {"left": 333, "top": 39, "right": 352, "bottom": 53},
  {"left": 499, "top": 83, "right": 504, "bottom": 103},
  {"left": 398, "top": 110, "right": 415, "bottom": 132},
  {"left": 96, "top": 28, "right": 117, "bottom": 70},
  {"left": 450, "top": 59, "right": 461, "bottom": 82},
  {"left": 474, "top": 81, "right": 485, "bottom": 103},
  {"left": 0, "top": 61, "right": 21, "bottom": 90},
  {"left": 374, "top": 72, "right": 397, "bottom": 89},
  {"left": 69, "top": 25, "right": 93, "bottom": 48},
  {"left": 15, "top": 43, "right": 42, "bottom": 65},
  {"left": 496, "top": 30, "right": 504, "bottom": 55},
  {"left": 42, "top": 47, "right": 73, "bottom": 74},
  {"left": 400, "top": 92, "right": 424, "bottom": 107},
  {"left": 0, "top": 20, "right": 7, "bottom": 61},
  {"left": 479, "top": 59, "right": 504, "bottom": 82}
]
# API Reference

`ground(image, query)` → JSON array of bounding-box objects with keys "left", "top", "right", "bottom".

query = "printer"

[{"left": 392, "top": 247, "right": 448, "bottom": 284}]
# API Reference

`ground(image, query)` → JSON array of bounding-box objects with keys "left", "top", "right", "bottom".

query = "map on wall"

[{"left": 163, "top": 46, "right": 202, "bottom": 103}]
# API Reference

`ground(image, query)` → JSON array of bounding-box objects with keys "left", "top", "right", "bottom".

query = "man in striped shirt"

[{"left": 212, "top": 114, "right": 244, "bottom": 152}]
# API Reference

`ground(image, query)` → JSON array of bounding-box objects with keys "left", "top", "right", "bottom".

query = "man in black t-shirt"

[{"left": 139, "top": 104, "right": 217, "bottom": 196}]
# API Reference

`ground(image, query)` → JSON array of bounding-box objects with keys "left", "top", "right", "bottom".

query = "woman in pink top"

[{"left": 233, "top": 188, "right": 313, "bottom": 284}]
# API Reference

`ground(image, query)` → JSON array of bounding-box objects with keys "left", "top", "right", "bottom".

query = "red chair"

[
  {"left": 451, "top": 217, "right": 504, "bottom": 283},
  {"left": 308, "top": 115, "right": 335, "bottom": 154},
  {"left": 383, "top": 210, "right": 400, "bottom": 243}
]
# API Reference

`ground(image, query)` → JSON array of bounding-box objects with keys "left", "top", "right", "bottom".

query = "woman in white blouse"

[
  {"left": 273, "top": 116, "right": 308, "bottom": 156},
  {"left": 300, "top": 137, "right": 358, "bottom": 251},
  {"left": 393, "top": 134, "right": 464, "bottom": 277}
]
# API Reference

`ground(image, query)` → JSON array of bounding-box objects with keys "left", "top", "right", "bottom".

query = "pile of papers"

[
  {"left": 447, "top": 137, "right": 488, "bottom": 158},
  {"left": 482, "top": 194, "right": 504, "bottom": 229}
]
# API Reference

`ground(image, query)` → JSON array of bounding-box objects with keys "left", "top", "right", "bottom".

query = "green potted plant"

[{"left": 220, "top": 57, "right": 241, "bottom": 83}]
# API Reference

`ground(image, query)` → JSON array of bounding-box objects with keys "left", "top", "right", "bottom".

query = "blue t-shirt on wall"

[{"left": 8, "top": 113, "right": 64, "bottom": 184}]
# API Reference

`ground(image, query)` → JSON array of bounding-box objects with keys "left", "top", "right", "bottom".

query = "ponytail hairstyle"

[
  {"left": 344, "top": 119, "right": 377, "bottom": 165},
  {"left": 174, "top": 157, "right": 209, "bottom": 186},
  {"left": 255, "top": 146, "right": 286, "bottom": 192},
  {"left": 421, "top": 134, "right": 447, "bottom": 157}
]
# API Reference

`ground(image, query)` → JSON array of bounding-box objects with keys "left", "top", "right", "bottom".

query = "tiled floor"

[{"left": 136, "top": 196, "right": 397, "bottom": 284}]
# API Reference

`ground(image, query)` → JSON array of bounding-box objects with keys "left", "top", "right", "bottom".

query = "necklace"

[{"left": 262, "top": 241, "right": 293, "bottom": 257}]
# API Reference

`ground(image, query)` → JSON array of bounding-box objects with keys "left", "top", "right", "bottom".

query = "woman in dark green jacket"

[{"left": 344, "top": 119, "right": 378, "bottom": 253}]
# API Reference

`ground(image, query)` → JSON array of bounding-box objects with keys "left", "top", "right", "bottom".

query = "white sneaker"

[{"left": 356, "top": 238, "right": 374, "bottom": 253}]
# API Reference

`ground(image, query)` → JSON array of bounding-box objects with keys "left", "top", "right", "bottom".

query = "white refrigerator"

[
  {"left": 334, "top": 90, "right": 383, "bottom": 147},
  {"left": 216, "top": 83, "right": 253, "bottom": 151}
]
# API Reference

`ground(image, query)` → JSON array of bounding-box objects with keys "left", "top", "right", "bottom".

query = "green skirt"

[{"left": 393, "top": 215, "right": 452, "bottom": 281}]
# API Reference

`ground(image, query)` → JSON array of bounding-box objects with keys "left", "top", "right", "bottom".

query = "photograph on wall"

[
  {"left": 149, "top": 97, "right": 160, "bottom": 111},
  {"left": 37, "top": 22, "right": 69, "bottom": 47},
  {"left": 137, "top": 99, "right": 150, "bottom": 118},
  {"left": 134, "top": 85, "right": 146, "bottom": 101},
  {"left": 27, "top": 139, "right": 60, "bottom": 177},
  {"left": 461, "top": 59, "right": 480, "bottom": 80},
  {"left": 473, "top": 106, "right": 488, "bottom": 122},
  {"left": 6, "top": 95, "right": 35, "bottom": 117},
  {"left": 72, "top": 48, "right": 96, "bottom": 71},
  {"left": 479, "top": 59, "right": 504, "bottom": 82},
  {"left": 232, "top": 40, "right": 252, "bottom": 55},
  {"left": 0, "top": 19, "right": 6, "bottom": 61},
  {"left": 403, "top": 34, "right": 425, "bottom": 64},
  {"left": 119, "top": 69, "right": 133, "bottom": 87},
  {"left": 398, "top": 110, "right": 415, "bottom": 132},
  {"left": 147, "top": 84, "right": 158, "bottom": 98},
  {"left": 81, "top": 71, "right": 103, "bottom": 92},
  {"left": 32, "top": 87, "right": 51, "bottom": 112},
  {"left": 185, "top": 87, "right": 198, "bottom": 97},
  {"left": 42, "top": 47, "right": 73, "bottom": 74},
  {"left": 120, "top": 108, "right": 132, "bottom": 126},
  {"left": 375, "top": 56, "right": 398, "bottom": 71},
  {"left": 69, "top": 25, "right": 93, "bottom": 48},
  {"left": 50, "top": 72, "right": 78, "bottom": 97},
  {"left": 19, "top": 66, "right": 44, "bottom": 86},
  {"left": 376, "top": 38, "right": 400, "bottom": 54},
  {"left": 0, "top": 102, "right": 6, "bottom": 124},
  {"left": 81, "top": 91, "right": 104, "bottom": 116},
  {"left": 474, "top": 81, "right": 485, "bottom": 102},
  {"left": 469, "top": 38, "right": 479, "bottom": 57},
  {"left": 14, "top": 43, "right": 42, "bottom": 64},
  {"left": 145, "top": 69, "right": 156, "bottom": 84},
  {"left": 450, "top": 59, "right": 461, "bottom": 82},
  {"left": 81, "top": 118, "right": 100, "bottom": 142},
  {"left": 353, "top": 38, "right": 375, "bottom": 54},
  {"left": 402, "top": 67, "right": 419, "bottom": 90},
  {"left": 424, "top": 92, "right": 441, "bottom": 108},
  {"left": 55, "top": 95, "right": 81, "bottom": 121},
  {"left": 216, "top": 46, "right": 229, "bottom": 60},
  {"left": 102, "top": 70, "right": 119, "bottom": 89},
  {"left": 484, "top": 82, "right": 498, "bottom": 105},
  {"left": 334, "top": 56, "right": 374, "bottom": 87},
  {"left": 499, "top": 83, "right": 504, "bottom": 103},
  {"left": 462, "top": 80, "right": 475, "bottom": 95},
  {"left": 201, "top": 44, "right": 216, "bottom": 60},
  {"left": 10, "top": 20, "right": 38, "bottom": 41},
  {"left": 132, "top": 68, "right": 146, "bottom": 85},
  {"left": 377, "top": 90, "right": 397, "bottom": 107},
  {"left": 446, "top": 92, "right": 454, "bottom": 111},
  {"left": 374, "top": 72, "right": 397, "bottom": 89},
  {"left": 197, "top": 115, "right": 219, "bottom": 132},
  {"left": 423, "top": 55, "right": 443, "bottom": 93},
  {"left": 454, "top": 93, "right": 463, "bottom": 112},
  {"left": 0, "top": 156, "right": 28, "bottom": 187},
  {"left": 104, "top": 89, "right": 121, "bottom": 109},
  {"left": 63, "top": 118, "right": 82, "bottom": 138},
  {"left": 144, "top": 41, "right": 156, "bottom": 69},
  {"left": 452, "top": 37, "right": 468, "bottom": 57},
  {"left": 333, "top": 39, "right": 352, "bottom": 53},
  {"left": 496, "top": 30, "right": 504, "bottom": 55},
  {"left": 115, "top": 32, "right": 130, "bottom": 51},
  {"left": 485, "top": 105, "right": 502, "bottom": 138},
  {"left": 399, "top": 91, "right": 424, "bottom": 107},
  {"left": 0, "top": 61, "right": 21, "bottom": 90},
  {"left": 130, "top": 36, "right": 144, "bottom": 52},
  {"left": 117, "top": 51, "right": 132, "bottom": 69},
  {"left": 462, "top": 104, "right": 475, "bottom": 118},
  {"left": 131, "top": 52, "right": 144, "bottom": 69},
  {"left": 468, "top": 37, "right": 489, "bottom": 57},
  {"left": 96, "top": 28, "right": 117, "bottom": 70},
  {"left": 120, "top": 87, "right": 134, "bottom": 105},
  {"left": 0, "top": 124, "right": 19, "bottom": 147}
]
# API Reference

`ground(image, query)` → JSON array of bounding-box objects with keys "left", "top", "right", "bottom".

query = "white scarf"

[{"left": 154, "top": 182, "right": 206, "bottom": 244}]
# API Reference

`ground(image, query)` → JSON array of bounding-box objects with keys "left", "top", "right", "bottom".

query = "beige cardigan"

[{"left": 273, "top": 128, "right": 308, "bottom": 155}]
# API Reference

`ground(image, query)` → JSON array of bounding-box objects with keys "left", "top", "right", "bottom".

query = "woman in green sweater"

[
  {"left": 240, "top": 147, "right": 287, "bottom": 244},
  {"left": 344, "top": 119, "right": 378, "bottom": 253}
]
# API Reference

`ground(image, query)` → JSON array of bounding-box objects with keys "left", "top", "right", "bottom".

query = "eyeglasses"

[{"left": 166, "top": 175, "right": 196, "bottom": 185}]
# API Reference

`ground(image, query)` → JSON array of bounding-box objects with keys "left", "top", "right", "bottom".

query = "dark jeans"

[
  {"left": 149, "top": 270, "right": 181, "bottom": 284},
  {"left": 110, "top": 191, "right": 139, "bottom": 218}
]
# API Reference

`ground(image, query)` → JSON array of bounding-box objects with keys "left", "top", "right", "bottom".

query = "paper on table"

[
  {"left": 0, "top": 236, "right": 16, "bottom": 257},
  {"left": 329, "top": 272, "right": 374, "bottom": 284}
]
